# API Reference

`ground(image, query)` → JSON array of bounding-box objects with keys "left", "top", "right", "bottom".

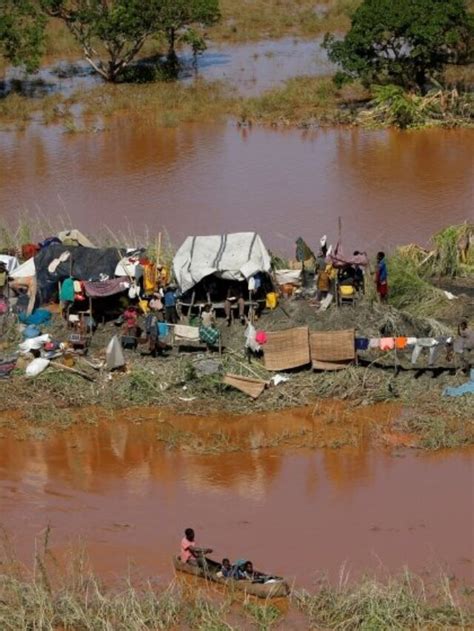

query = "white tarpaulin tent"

[{"left": 173, "top": 232, "right": 272, "bottom": 293}]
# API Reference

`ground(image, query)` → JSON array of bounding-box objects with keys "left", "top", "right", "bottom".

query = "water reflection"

[
  {"left": 0, "top": 409, "right": 472, "bottom": 585},
  {"left": 0, "top": 123, "right": 471, "bottom": 254}
]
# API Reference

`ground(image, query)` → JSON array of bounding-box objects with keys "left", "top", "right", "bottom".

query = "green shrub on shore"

[
  {"left": 387, "top": 222, "right": 473, "bottom": 315},
  {"left": 430, "top": 224, "right": 474, "bottom": 278},
  {"left": 387, "top": 253, "right": 447, "bottom": 316}
]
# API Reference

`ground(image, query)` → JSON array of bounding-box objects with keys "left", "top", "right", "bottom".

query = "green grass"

[
  {"left": 234, "top": 75, "right": 369, "bottom": 127},
  {"left": 212, "top": 0, "right": 359, "bottom": 42},
  {"left": 295, "top": 571, "right": 473, "bottom": 629},
  {"left": 0, "top": 527, "right": 471, "bottom": 631},
  {"left": 387, "top": 222, "right": 474, "bottom": 316},
  {"left": 74, "top": 78, "right": 235, "bottom": 125},
  {"left": 387, "top": 252, "right": 448, "bottom": 317},
  {"left": 430, "top": 223, "right": 474, "bottom": 278},
  {"left": 390, "top": 405, "right": 474, "bottom": 451},
  {"left": 0, "top": 92, "right": 67, "bottom": 129},
  {"left": 0, "top": 549, "right": 471, "bottom": 631}
]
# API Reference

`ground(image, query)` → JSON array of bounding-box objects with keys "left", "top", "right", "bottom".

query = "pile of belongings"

[{"left": 0, "top": 357, "right": 17, "bottom": 379}]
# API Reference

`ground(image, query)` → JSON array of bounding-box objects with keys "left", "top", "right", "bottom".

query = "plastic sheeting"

[
  {"left": 34, "top": 244, "right": 123, "bottom": 302},
  {"left": 274, "top": 269, "right": 302, "bottom": 285},
  {"left": 9, "top": 257, "right": 35, "bottom": 279},
  {"left": 106, "top": 335, "right": 125, "bottom": 371},
  {"left": 58, "top": 229, "right": 96, "bottom": 248},
  {"left": 0, "top": 254, "right": 19, "bottom": 273},
  {"left": 173, "top": 232, "right": 272, "bottom": 293}
]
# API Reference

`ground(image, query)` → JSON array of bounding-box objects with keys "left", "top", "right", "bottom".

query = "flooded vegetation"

[{"left": 0, "top": 1, "right": 473, "bottom": 628}]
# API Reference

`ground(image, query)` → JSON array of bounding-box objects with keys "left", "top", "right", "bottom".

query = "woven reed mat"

[
  {"left": 313, "top": 359, "right": 351, "bottom": 371},
  {"left": 264, "top": 326, "right": 310, "bottom": 371},
  {"left": 310, "top": 329, "right": 355, "bottom": 367},
  {"left": 223, "top": 373, "right": 268, "bottom": 399}
]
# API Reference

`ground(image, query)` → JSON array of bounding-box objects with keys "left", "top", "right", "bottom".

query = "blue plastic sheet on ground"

[
  {"left": 19, "top": 309, "right": 52, "bottom": 326},
  {"left": 443, "top": 370, "right": 474, "bottom": 397}
]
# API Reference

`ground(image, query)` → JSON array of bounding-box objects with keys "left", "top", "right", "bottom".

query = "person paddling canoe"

[{"left": 180, "top": 528, "right": 213, "bottom": 567}]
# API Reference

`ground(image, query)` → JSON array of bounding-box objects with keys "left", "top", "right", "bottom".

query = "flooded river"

[
  {"left": 0, "top": 409, "right": 472, "bottom": 587},
  {"left": 0, "top": 122, "right": 472, "bottom": 254}
]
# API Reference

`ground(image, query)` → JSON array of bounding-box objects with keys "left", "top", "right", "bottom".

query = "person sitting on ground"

[
  {"left": 201, "top": 303, "right": 215, "bottom": 328},
  {"left": 180, "top": 528, "right": 213, "bottom": 566},
  {"left": 375, "top": 251, "right": 388, "bottom": 302},
  {"left": 224, "top": 285, "right": 245, "bottom": 326},
  {"left": 338, "top": 264, "right": 355, "bottom": 286}
]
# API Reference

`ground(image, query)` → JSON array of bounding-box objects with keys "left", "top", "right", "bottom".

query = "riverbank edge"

[
  {"left": 0, "top": 540, "right": 472, "bottom": 631},
  {"left": 1, "top": 386, "right": 472, "bottom": 453}
]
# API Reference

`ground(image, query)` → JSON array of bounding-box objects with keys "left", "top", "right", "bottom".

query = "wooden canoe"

[{"left": 173, "top": 556, "right": 290, "bottom": 598}]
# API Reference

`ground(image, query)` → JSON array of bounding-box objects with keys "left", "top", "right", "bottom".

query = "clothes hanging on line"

[
  {"left": 380, "top": 337, "right": 395, "bottom": 351},
  {"left": 355, "top": 338, "right": 369, "bottom": 351}
]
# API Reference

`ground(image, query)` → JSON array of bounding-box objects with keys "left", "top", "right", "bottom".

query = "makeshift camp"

[
  {"left": 173, "top": 232, "right": 272, "bottom": 294},
  {"left": 223, "top": 373, "right": 268, "bottom": 399},
  {"left": 264, "top": 327, "right": 310, "bottom": 371},
  {"left": 310, "top": 329, "right": 355, "bottom": 370}
]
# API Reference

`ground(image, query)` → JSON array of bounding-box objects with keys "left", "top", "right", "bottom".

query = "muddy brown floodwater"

[
  {"left": 0, "top": 407, "right": 472, "bottom": 588},
  {"left": 0, "top": 122, "right": 472, "bottom": 254}
]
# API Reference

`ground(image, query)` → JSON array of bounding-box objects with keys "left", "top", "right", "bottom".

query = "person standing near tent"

[
  {"left": 164, "top": 285, "right": 178, "bottom": 323},
  {"left": 375, "top": 252, "right": 388, "bottom": 302}
]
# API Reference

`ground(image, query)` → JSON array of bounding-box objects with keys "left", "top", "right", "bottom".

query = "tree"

[
  {"left": 324, "top": 0, "right": 473, "bottom": 92},
  {"left": 159, "top": 0, "right": 220, "bottom": 63},
  {"left": 40, "top": 0, "right": 168, "bottom": 82},
  {"left": 0, "top": 0, "right": 45, "bottom": 72}
]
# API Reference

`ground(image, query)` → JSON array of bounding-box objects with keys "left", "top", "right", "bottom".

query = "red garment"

[
  {"left": 376, "top": 281, "right": 388, "bottom": 298},
  {"left": 123, "top": 308, "right": 138, "bottom": 329},
  {"left": 21, "top": 243, "right": 39, "bottom": 260}
]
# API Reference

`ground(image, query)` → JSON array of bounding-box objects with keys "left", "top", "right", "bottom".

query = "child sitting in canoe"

[{"left": 217, "top": 558, "right": 233, "bottom": 578}]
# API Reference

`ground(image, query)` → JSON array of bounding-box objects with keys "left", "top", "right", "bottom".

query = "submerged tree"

[
  {"left": 0, "top": 0, "right": 45, "bottom": 72},
  {"left": 40, "top": 0, "right": 168, "bottom": 82},
  {"left": 39, "top": 0, "right": 221, "bottom": 82},
  {"left": 160, "top": 0, "right": 220, "bottom": 63},
  {"left": 324, "top": 0, "right": 473, "bottom": 92}
]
